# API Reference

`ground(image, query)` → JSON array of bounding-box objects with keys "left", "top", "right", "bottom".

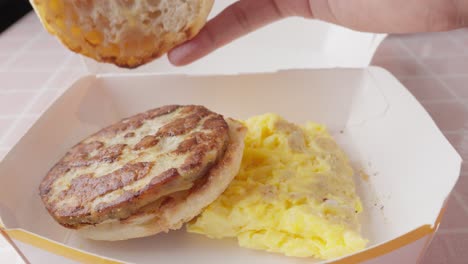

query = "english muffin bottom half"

[{"left": 39, "top": 105, "right": 246, "bottom": 241}]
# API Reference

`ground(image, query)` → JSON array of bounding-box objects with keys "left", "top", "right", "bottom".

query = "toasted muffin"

[
  {"left": 39, "top": 105, "right": 246, "bottom": 241},
  {"left": 29, "top": 0, "right": 214, "bottom": 68}
]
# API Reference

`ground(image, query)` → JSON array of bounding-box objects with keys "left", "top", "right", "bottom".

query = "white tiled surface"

[
  {"left": 0, "top": 13, "right": 87, "bottom": 263},
  {"left": 1, "top": 11, "right": 468, "bottom": 264}
]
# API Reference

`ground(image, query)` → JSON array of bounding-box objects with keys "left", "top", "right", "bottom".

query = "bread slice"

[
  {"left": 77, "top": 119, "right": 247, "bottom": 241},
  {"left": 30, "top": 0, "right": 214, "bottom": 68}
]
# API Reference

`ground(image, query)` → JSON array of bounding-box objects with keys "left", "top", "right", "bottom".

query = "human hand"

[{"left": 168, "top": 0, "right": 467, "bottom": 66}]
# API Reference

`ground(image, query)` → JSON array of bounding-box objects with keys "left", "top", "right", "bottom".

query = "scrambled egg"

[{"left": 187, "top": 114, "right": 367, "bottom": 260}]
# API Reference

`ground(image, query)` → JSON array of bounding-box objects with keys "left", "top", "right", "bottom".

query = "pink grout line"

[
  {"left": 438, "top": 229, "right": 468, "bottom": 234},
  {"left": 0, "top": 89, "right": 44, "bottom": 93},
  {"left": 415, "top": 99, "right": 459, "bottom": 104},
  {"left": 0, "top": 55, "right": 73, "bottom": 146},
  {"left": 395, "top": 73, "right": 468, "bottom": 79},
  {"left": 0, "top": 33, "right": 43, "bottom": 71},
  {"left": 0, "top": 114, "right": 39, "bottom": 120},
  {"left": 444, "top": 131, "right": 468, "bottom": 135},
  {"left": 445, "top": 32, "right": 467, "bottom": 52},
  {"left": 0, "top": 86, "right": 78, "bottom": 94},
  {"left": 396, "top": 39, "right": 468, "bottom": 114},
  {"left": 0, "top": 69, "right": 76, "bottom": 73},
  {"left": 453, "top": 192, "right": 468, "bottom": 216},
  {"left": 0, "top": 90, "right": 41, "bottom": 94},
  {"left": 396, "top": 37, "right": 468, "bottom": 220}
]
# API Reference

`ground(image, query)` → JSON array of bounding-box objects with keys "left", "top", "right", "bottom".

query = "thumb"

[{"left": 168, "top": 0, "right": 313, "bottom": 66}]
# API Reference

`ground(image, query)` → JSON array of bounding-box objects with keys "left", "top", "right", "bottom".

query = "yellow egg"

[{"left": 187, "top": 114, "right": 367, "bottom": 260}]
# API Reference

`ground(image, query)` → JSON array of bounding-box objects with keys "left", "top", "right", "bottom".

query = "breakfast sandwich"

[
  {"left": 188, "top": 114, "right": 367, "bottom": 260},
  {"left": 29, "top": 0, "right": 213, "bottom": 68},
  {"left": 39, "top": 105, "right": 246, "bottom": 241}
]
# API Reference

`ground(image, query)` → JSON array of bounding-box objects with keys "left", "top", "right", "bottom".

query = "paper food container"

[{"left": 0, "top": 1, "right": 461, "bottom": 263}]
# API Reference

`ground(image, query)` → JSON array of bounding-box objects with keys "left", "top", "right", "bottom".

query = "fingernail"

[
  {"left": 167, "top": 49, "right": 184, "bottom": 66},
  {"left": 168, "top": 44, "right": 193, "bottom": 66}
]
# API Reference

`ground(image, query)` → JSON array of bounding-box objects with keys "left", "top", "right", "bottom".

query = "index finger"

[{"left": 168, "top": 0, "right": 313, "bottom": 66}]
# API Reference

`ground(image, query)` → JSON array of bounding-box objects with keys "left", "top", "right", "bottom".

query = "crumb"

[
  {"left": 323, "top": 198, "right": 328, "bottom": 202},
  {"left": 340, "top": 130, "right": 344, "bottom": 134},
  {"left": 359, "top": 169, "right": 370, "bottom": 182},
  {"left": 380, "top": 206, "right": 384, "bottom": 210}
]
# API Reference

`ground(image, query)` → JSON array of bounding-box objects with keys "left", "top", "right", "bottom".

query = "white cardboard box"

[
  {"left": 0, "top": 0, "right": 461, "bottom": 263},
  {"left": 0, "top": 68, "right": 461, "bottom": 264}
]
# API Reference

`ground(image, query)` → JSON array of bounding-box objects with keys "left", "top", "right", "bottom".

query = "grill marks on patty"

[
  {"left": 68, "top": 144, "right": 127, "bottom": 168},
  {"left": 94, "top": 168, "right": 182, "bottom": 217},
  {"left": 95, "top": 105, "right": 180, "bottom": 138},
  {"left": 58, "top": 162, "right": 154, "bottom": 210},
  {"left": 39, "top": 143, "right": 127, "bottom": 197},
  {"left": 134, "top": 136, "right": 159, "bottom": 151},
  {"left": 40, "top": 105, "right": 230, "bottom": 227},
  {"left": 156, "top": 106, "right": 211, "bottom": 137}
]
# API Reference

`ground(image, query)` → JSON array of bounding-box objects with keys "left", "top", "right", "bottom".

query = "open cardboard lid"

[{"left": 82, "top": 0, "right": 387, "bottom": 75}]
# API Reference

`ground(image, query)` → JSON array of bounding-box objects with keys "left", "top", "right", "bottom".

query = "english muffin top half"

[{"left": 30, "top": 0, "right": 214, "bottom": 68}]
